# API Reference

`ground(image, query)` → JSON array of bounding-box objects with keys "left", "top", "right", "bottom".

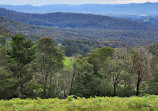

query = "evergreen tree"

[{"left": 8, "top": 35, "right": 35, "bottom": 97}]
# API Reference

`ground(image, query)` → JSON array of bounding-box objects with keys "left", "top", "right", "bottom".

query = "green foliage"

[
  {"left": 117, "top": 86, "right": 136, "bottom": 97},
  {"left": 36, "top": 37, "right": 63, "bottom": 70},
  {"left": 36, "top": 37, "right": 64, "bottom": 98},
  {"left": 63, "top": 56, "right": 73, "bottom": 69},
  {"left": 0, "top": 96, "right": 158, "bottom": 111},
  {"left": 10, "top": 35, "right": 34, "bottom": 63},
  {"left": 61, "top": 39, "right": 125, "bottom": 57},
  {"left": 0, "top": 78, "right": 19, "bottom": 99},
  {"left": 0, "top": 34, "right": 157, "bottom": 99},
  {"left": 71, "top": 57, "right": 96, "bottom": 97},
  {"left": 8, "top": 35, "right": 35, "bottom": 77},
  {"left": 94, "top": 78, "right": 113, "bottom": 96},
  {"left": 127, "top": 97, "right": 152, "bottom": 110},
  {"left": 0, "top": 44, "right": 18, "bottom": 99},
  {"left": 0, "top": 35, "right": 5, "bottom": 45},
  {"left": 23, "top": 82, "right": 44, "bottom": 98},
  {"left": 148, "top": 74, "right": 158, "bottom": 95},
  {"left": 88, "top": 47, "right": 114, "bottom": 74},
  {"left": 6, "top": 35, "right": 35, "bottom": 97},
  {"left": 148, "top": 44, "right": 158, "bottom": 56}
]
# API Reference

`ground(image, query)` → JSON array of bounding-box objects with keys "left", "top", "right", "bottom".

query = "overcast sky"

[{"left": 0, "top": 0, "right": 157, "bottom": 6}]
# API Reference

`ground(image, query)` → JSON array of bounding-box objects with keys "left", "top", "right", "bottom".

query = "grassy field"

[{"left": 0, "top": 95, "right": 158, "bottom": 111}]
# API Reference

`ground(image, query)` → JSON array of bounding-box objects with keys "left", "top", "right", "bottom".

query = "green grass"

[{"left": 0, "top": 95, "right": 158, "bottom": 111}]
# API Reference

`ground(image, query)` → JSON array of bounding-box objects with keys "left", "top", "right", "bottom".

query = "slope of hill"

[
  {"left": 0, "top": 16, "right": 79, "bottom": 41},
  {"left": 0, "top": 2, "right": 158, "bottom": 16},
  {"left": 117, "top": 15, "right": 158, "bottom": 28},
  {"left": 0, "top": 8, "right": 155, "bottom": 30},
  {"left": 0, "top": 8, "right": 158, "bottom": 46},
  {"left": 0, "top": 16, "right": 158, "bottom": 46}
]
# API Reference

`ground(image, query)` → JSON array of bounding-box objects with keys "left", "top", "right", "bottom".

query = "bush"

[
  {"left": 127, "top": 97, "right": 152, "bottom": 110},
  {"left": 0, "top": 95, "right": 158, "bottom": 111}
]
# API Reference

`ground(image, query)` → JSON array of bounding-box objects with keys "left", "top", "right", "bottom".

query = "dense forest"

[
  {"left": 0, "top": 33, "right": 158, "bottom": 99},
  {"left": 0, "top": 8, "right": 158, "bottom": 99}
]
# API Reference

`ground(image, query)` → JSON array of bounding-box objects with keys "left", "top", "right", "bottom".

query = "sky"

[{"left": 0, "top": 0, "right": 158, "bottom": 6}]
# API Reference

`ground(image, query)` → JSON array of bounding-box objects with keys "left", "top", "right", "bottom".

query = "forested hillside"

[
  {"left": 0, "top": 8, "right": 155, "bottom": 30},
  {"left": 119, "top": 15, "right": 158, "bottom": 28},
  {"left": 60, "top": 40, "right": 126, "bottom": 56},
  {"left": 0, "top": 8, "right": 158, "bottom": 46}
]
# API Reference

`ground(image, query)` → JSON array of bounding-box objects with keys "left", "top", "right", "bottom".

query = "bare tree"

[{"left": 132, "top": 48, "right": 153, "bottom": 96}]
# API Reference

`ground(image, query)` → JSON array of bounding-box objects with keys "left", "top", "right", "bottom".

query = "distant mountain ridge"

[
  {"left": 0, "top": 2, "right": 158, "bottom": 16},
  {"left": 0, "top": 8, "right": 155, "bottom": 31}
]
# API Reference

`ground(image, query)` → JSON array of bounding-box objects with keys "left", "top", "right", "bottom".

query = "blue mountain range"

[{"left": 0, "top": 2, "right": 158, "bottom": 16}]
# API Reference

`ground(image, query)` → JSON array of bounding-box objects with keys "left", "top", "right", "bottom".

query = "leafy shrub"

[
  {"left": 0, "top": 95, "right": 158, "bottom": 111},
  {"left": 127, "top": 98, "right": 152, "bottom": 110}
]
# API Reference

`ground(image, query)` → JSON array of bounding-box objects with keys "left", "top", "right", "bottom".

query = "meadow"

[{"left": 0, "top": 95, "right": 158, "bottom": 111}]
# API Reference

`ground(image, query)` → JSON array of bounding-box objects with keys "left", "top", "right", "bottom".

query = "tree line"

[{"left": 0, "top": 35, "right": 158, "bottom": 99}]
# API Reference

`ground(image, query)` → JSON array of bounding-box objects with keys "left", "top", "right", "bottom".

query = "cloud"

[{"left": 0, "top": 0, "right": 157, "bottom": 6}]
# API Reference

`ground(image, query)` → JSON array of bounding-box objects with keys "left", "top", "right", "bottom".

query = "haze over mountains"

[{"left": 0, "top": 2, "right": 158, "bottom": 16}]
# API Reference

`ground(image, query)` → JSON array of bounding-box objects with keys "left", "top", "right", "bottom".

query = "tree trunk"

[
  {"left": 69, "top": 63, "right": 76, "bottom": 95},
  {"left": 43, "top": 74, "right": 48, "bottom": 98},
  {"left": 17, "top": 62, "right": 24, "bottom": 97},
  {"left": 136, "top": 71, "right": 141, "bottom": 96},
  {"left": 136, "top": 81, "right": 140, "bottom": 96},
  {"left": 50, "top": 74, "right": 52, "bottom": 87},
  {"left": 113, "top": 75, "right": 118, "bottom": 96},
  {"left": 113, "top": 83, "right": 117, "bottom": 96}
]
